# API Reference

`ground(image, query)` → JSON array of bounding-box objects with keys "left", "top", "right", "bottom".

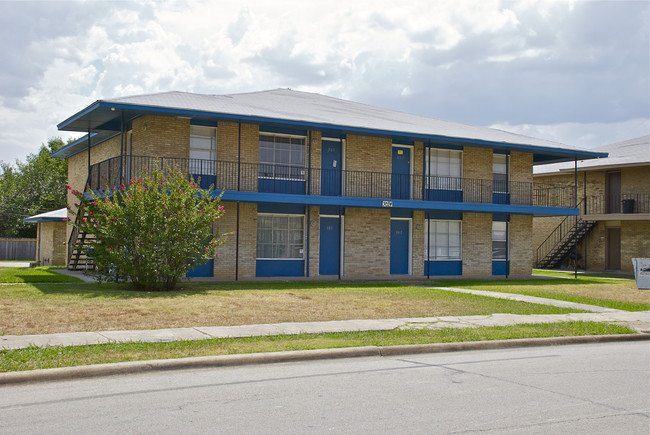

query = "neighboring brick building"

[
  {"left": 23, "top": 208, "right": 68, "bottom": 266},
  {"left": 53, "top": 89, "right": 603, "bottom": 279},
  {"left": 533, "top": 136, "right": 650, "bottom": 273}
]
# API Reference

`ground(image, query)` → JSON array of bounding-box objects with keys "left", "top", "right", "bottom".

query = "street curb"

[{"left": 1, "top": 333, "right": 649, "bottom": 386}]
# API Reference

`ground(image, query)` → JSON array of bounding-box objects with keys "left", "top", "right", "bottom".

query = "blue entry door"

[
  {"left": 390, "top": 219, "right": 409, "bottom": 274},
  {"left": 392, "top": 146, "right": 411, "bottom": 199},
  {"left": 319, "top": 217, "right": 340, "bottom": 275},
  {"left": 321, "top": 139, "right": 342, "bottom": 196}
]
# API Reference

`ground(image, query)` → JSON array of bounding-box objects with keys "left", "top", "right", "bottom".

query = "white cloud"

[
  {"left": 0, "top": 0, "right": 647, "bottom": 165},
  {"left": 490, "top": 118, "right": 650, "bottom": 149}
]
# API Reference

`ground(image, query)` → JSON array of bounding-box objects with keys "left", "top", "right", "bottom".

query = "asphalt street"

[{"left": 1, "top": 341, "right": 648, "bottom": 434}]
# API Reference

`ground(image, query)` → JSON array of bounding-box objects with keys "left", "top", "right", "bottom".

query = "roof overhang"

[
  {"left": 23, "top": 208, "right": 68, "bottom": 224},
  {"left": 55, "top": 98, "right": 607, "bottom": 164}
]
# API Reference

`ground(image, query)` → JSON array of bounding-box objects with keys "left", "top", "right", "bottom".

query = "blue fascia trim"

[
  {"left": 218, "top": 191, "right": 579, "bottom": 216},
  {"left": 57, "top": 101, "right": 101, "bottom": 130},
  {"left": 60, "top": 101, "right": 606, "bottom": 161},
  {"left": 23, "top": 217, "right": 67, "bottom": 224},
  {"left": 51, "top": 131, "right": 122, "bottom": 159}
]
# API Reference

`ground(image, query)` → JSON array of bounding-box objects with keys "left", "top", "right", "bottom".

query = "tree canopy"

[{"left": 0, "top": 138, "right": 70, "bottom": 237}]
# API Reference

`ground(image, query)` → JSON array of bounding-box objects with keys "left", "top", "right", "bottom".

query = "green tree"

[
  {"left": 69, "top": 163, "right": 225, "bottom": 291},
  {"left": 0, "top": 138, "right": 69, "bottom": 237}
]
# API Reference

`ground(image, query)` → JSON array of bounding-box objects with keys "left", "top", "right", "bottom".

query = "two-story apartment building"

[
  {"left": 533, "top": 135, "right": 649, "bottom": 273},
  {"left": 53, "top": 89, "right": 603, "bottom": 279}
]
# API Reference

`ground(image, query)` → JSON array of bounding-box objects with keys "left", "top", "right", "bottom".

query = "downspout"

[
  {"left": 426, "top": 212, "right": 430, "bottom": 279},
  {"left": 338, "top": 205, "right": 342, "bottom": 280},
  {"left": 119, "top": 112, "right": 125, "bottom": 186},
  {"left": 235, "top": 123, "right": 242, "bottom": 281},
  {"left": 306, "top": 131, "right": 312, "bottom": 278},
  {"left": 583, "top": 171, "right": 588, "bottom": 271},
  {"left": 574, "top": 156, "right": 578, "bottom": 279},
  {"left": 87, "top": 128, "right": 91, "bottom": 182}
]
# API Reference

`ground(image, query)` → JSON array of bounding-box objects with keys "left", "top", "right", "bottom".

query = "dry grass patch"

[{"left": 0, "top": 282, "right": 580, "bottom": 335}]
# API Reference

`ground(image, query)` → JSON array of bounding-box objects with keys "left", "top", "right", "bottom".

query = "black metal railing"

[
  {"left": 585, "top": 193, "right": 649, "bottom": 215},
  {"left": 87, "top": 155, "right": 577, "bottom": 208},
  {"left": 535, "top": 199, "right": 585, "bottom": 267}
]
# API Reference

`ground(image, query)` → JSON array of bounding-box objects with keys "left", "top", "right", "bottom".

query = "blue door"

[
  {"left": 392, "top": 146, "right": 411, "bottom": 199},
  {"left": 321, "top": 139, "right": 342, "bottom": 196},
  {"left": 319, "top": 217, "right": 340, "bottom": 275},
  {"left": 390, "top": 219, "right": 409, "bottom": 274}
]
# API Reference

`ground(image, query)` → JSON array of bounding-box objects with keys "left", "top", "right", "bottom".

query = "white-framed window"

[
  {"left": 492, "top": 221, "right": 507, "bottom": 259},
  {"left": 424, "top": 220, "right": 462, "bottom": 260},
  {"left": 493, "top": 153, "right": 508, "bottom": 193},
  {"left": 257, "top": 214, "right": 305, "bottom": 259},
  {"left": 426, "top": 148, "right": 462, "bottom": 190},
  {"left": 259, "top": 133, "right": 306, "bottom": 180},
  {"left": 190, "top": 126, "right": 217, "bottom": 175}
]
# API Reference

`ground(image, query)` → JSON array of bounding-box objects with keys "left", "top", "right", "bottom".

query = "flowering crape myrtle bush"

[{"left": 68, "top": 164, "right": 225, "bottom": 291}]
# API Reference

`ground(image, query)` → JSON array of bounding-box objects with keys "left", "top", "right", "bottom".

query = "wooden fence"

[{"left": 0, "top": 238, "right": 36, "bottom": 261}]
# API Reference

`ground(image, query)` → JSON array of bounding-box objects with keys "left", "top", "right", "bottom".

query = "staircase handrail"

[
  {"left": 535, "top": 198, "right": 585, "bottom": 266},
  {"left": 66, "top": 176, "right": 90, "bottom": 269}
]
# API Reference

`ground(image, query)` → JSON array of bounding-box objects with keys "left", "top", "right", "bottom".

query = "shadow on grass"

[{"left": 25, "top": 280, "right": 407, "bottom": 299}]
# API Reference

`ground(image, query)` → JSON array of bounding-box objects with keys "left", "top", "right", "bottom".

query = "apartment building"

[
  {"left": 53, "top": 89, "right": 603, "bottom": 278},
  {"left": 533, "top": 135, "right": 649, "bottom": 273}
]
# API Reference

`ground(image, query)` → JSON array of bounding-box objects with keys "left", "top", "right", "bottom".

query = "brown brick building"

[
  {"left": 53, "top": 90, "right": 603, "bottom": 279},
  {"left": 533, "top": 136, "right": 649, "bottom": 273}
]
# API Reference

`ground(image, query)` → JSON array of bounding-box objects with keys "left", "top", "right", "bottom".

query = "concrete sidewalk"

[{"left": 2, "top": 286, "right": 649, "bottom": 350}]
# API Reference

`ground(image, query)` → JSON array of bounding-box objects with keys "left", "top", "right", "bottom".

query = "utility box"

[{"left": 632, "top": 258, "right": 650, "bottom": 290}]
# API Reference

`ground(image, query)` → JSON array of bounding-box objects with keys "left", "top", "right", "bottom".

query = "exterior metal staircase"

[
  {"left": 535, "top": 206, "right": 597, "bottom": 269},
  {"left": 67, "top": 177, "right": 96, "bottom": 271}
]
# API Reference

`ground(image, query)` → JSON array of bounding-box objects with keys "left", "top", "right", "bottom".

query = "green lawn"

[
  {"left": 533, "top": 269, "right": 634, "bottom": 280},
  {"left": 436, "top": 276, "right": 650, "bottom": 311},
  {"left": 0, "top": 321, "right": 635, "bottom": 372},
  {"left": 0, "top": 267, "right": 82, "bottom": 283}
]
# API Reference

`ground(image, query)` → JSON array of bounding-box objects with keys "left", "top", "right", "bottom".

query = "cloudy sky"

[{"left": 0, "top": 0, "right": 648, "bottom": 165}]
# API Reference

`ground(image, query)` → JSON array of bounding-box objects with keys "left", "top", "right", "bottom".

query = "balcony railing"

[
  {"left": 585, "top": 193, "right": 649, "bottom": 215},
  {"left": 87, "top": 155, "right": 577, "bottom": 208}
]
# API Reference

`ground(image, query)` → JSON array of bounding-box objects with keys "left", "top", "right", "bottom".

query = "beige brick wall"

[
  {"left": 463, "top": 147, "right": 492, "bottom": 202},
  {"left": 212, "top": 201, "right": 257, "bottom": 278},
  {"left": 131, "top": 115, "right": 190, "bottom": 159},
  {"left": 582, "top": 222, "right": 607, "bottom": 271},
  {"left": 462, "top": 212, "right": 492, "bottom": 275},
  {"left": 308, "top": 131, "right": 322, "bottom": 194},
  {"left": 509, "top": 214, "right": 533, "bottom": 275},
  {"left": 412, "top": 211, "right": 424, "bottom": 276},
  {"left": 346, "top": 135, "right": 392, "bottom": 198},
  {"left": 37, "top": 221, "right": 67, "bottom": 266},
  {"left": 511, "top": 152, "right": 533, "bottom": 205},
  {"left": 510, "top": 152, "right": 533, "bottom": 183},
  {"left": 412, "top": 142, "right": 424, "bottom": 199},
  {"left": 308, "top": 206, "right": 320, "bottom": 276},
  {"left": 621, "top": 220, "right": 650, "bottom": 272},
  {"left": 213, "top": 200, "right": 237, "bottom": 278},
  {"left": 216, "top": 122, "right": 239, "bottom": 162},
  {"left": 344, "top": 207, "right": 390, "bottom": 276},
  {"left": 621, "top": 166, "right": 650, "bottom": 212}
]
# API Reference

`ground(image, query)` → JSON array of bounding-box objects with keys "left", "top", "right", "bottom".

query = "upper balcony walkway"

[
  {"left": 582, "top": 193, "right": 649, "bottom": 220},
  {"left": 86, "top": 155, "right": 578, "bottom": 214}
]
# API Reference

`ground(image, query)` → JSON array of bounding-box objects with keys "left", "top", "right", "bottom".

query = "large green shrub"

[{"left": 69, "top": 164, "right": 225, "bottom": 291}]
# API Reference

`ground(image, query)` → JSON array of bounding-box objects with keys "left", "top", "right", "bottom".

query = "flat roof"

[{"left": 534, "top": 135, "right": 649, "bottom": 176}]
